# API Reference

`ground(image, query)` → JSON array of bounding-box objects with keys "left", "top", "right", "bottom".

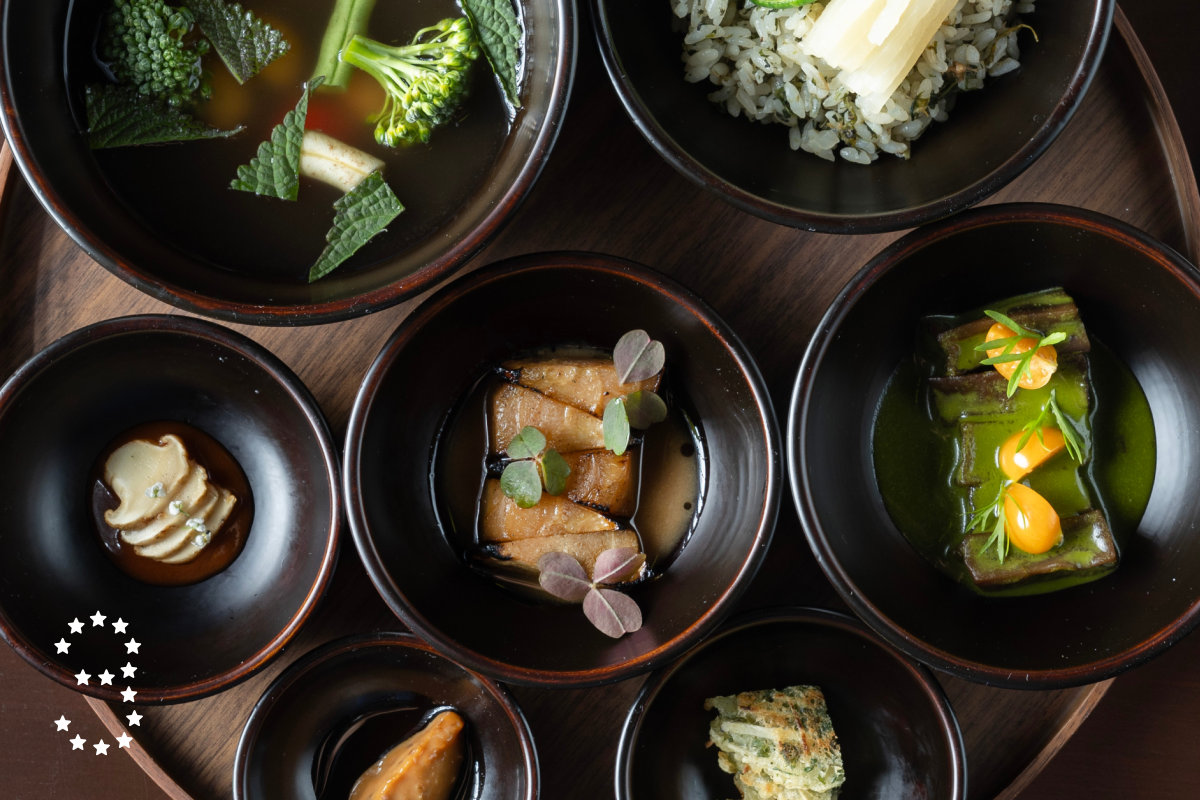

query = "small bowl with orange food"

[
  {"left": 788, "top": 203, "right": 1200, "bottom": 689},
  {"left": 233, "top": 632, "right": 538, "bottom": 800}
]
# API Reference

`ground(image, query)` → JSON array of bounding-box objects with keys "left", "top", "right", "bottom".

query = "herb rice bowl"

[{"left": 594, "top": 0, "right": 1114, "bottom": 232}]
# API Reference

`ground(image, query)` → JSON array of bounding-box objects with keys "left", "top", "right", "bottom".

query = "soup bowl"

[
  {"left": 594, "top": 0, "right": 1112, "bottom": 233},
  {"left": 789, "top": 203, "right": 1200, "bottom": 688},
  {"left": 0, "top": 315, "right": 340, "bottom": 702},
  {"left": 617, "top": 607, "right": 967, "bottom": 800},
  {"left": 234, "top": 632, "right": 538, "bottom": 800},
  {"left": 0, "top": 0, "right": 575, "bottom": 325},
  {"left": 345, "top": 252, "right": 781, "bottom": 687}
]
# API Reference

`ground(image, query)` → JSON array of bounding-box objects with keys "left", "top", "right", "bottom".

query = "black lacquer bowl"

[
  {"left": 594, "top": 0, "right": 1112, "bottom": 233},
  {"left": 617, "top": 608, "right": 967, "bottom": 800},
  {"left": 345, "top": 252, "right": 781, "bottom": 688},
  {"left": 234, "top": 632, "right": 538, "bottom": 800},
  {"left": 0, "top": 316, "right": 339, "bottom": 702},
  {"left": 0, "top": 0, "right": 574, "bottom": 325},
  {"left": 790, "top": 203, "right": 1200, "bottom": 688}
]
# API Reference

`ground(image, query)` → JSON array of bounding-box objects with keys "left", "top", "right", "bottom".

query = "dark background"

[{"left": 2, "top": 2, "right": 1199, "bottom": 798}]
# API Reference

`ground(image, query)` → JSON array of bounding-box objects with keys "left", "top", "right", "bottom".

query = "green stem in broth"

[{"left": 314, "top": 0, "right": 378, "bottom": 89}]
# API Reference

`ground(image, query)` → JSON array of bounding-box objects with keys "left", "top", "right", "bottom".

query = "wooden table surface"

[{"left": 3, "top": 2, "right": 1200, "bottom": 799}]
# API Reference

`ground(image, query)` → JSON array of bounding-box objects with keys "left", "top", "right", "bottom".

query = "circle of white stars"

[{"left": 53, "top": 613, "right": 142, "bottom": 756}]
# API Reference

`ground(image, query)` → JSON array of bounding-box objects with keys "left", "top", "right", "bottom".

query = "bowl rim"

[
  {"left": 231, "top": 630, "right": 541, "bottom": 800},
  {"left": 787, "top": 202, "right": 1200, "bottom": 689},
  {"left": 614, "top": 605, "right": 969, "bottom": 800},
  {"left": 0, "top": 0, "right": 578, "bottom": 327},
  {"left": 343, "top": 251, "right": 782, "bottom": 688},
  {"left": 0, "top": 313, "right": 342, "bottom": 703},
  {"left": 591, "top": 0, "right": 1115, "bottom": 235}
]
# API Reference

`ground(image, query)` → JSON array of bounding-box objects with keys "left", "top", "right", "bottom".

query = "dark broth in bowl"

[{"left": 72, "top": 0, "right": 513, "bottom": 281}]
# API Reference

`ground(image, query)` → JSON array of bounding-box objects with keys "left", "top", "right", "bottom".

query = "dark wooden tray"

[{"left": 0, "top": 7, "right": 1192, "bottom": 800}]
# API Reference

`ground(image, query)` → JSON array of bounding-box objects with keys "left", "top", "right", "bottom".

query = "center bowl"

[
  {"left": 0, "top": 0, "right": 575, "bottom": 325},
  {"left": 344, "top": 252, "right": 781, "bottom": 687},
  {"left": 789, "top": 203, "right": 1200, "bottom": 688}
]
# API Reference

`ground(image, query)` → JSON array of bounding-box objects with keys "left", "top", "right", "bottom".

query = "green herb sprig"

[
  {"left": 1015, "top": 389, "right": 1085, "bottom": 462},
  {"left": 967, "top": 483, "right": 1017, "bottom": 564},
  {"left": 974, "top": 310, "right": 1067, "bottom": 397},
  {"left": 603, "top": 331, "right": 668, "bottom": 456},
  {"left": 499, "top": 426, "right": 571, "bottom": 508}
]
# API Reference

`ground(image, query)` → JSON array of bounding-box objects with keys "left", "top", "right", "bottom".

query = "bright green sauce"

[{"left": 872, "top": 339, "right": 1156, "bottom": 596}]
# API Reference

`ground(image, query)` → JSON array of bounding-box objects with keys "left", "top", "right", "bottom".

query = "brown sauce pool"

[{"left": 89, "top": 421, "right": 254, "bottom": 587}]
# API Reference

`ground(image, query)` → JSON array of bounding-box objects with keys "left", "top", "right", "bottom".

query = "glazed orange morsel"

[
  {"left": 999, "top": 427, "right": 1066, "bottom": 481},
  {"left": 1004, "top": 484, "right": 1063, "bottom": 555},
  {"left": 348, "top": 710, "right": 466, "bottom": 800},
  {"left": 985, "top": 323, "right": 1059, "bottom": 391}
]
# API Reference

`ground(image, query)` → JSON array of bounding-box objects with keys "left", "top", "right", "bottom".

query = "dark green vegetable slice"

[
  {"left": 230, "top": 76, "right": 323, "bottom": 200},
  {"left": 313, "top": 0, "right": 377, "bottom": 89},
  {"left": 461, "top": 0, "right": 522, "bottom": 106},
  {"left": 86, "top": 84, "right": 242, "bottom": 149},
  {"left": 190, "top": 0, "right": 291, "bottom": 84},
  {"left": 748, "top": 0, "right": 817, "bottom": 8},
  {"left": 961, "top": 510, "right": 1117, "bottom": 588},
  {"left": 308, "top": 172, "right": 404, "bottom": 282}
]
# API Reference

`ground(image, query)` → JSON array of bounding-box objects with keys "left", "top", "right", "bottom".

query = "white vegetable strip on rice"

[{"left": 672, "top": 0, "right": 1035, "bottom": 163}]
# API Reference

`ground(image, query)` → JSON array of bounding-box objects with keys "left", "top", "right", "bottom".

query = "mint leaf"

[
  {"left": 462, "top": 0, "right": 522, "bottom": 107},
  {"left": 86, "top": 84, "right": 242, "bottom": 149},
  {"left": 191, "top": 0, "right": 291, "bottom": 84},
  {"left": 309, "top": 171, "right": 404, "bottom": 282},
  {"left": 231, "top": 75, "right": 323, "bottom": 200}
]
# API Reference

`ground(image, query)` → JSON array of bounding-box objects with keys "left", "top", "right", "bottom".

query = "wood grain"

[{"left": 0, "top": 9, "right": 1193, "bottom": 800}]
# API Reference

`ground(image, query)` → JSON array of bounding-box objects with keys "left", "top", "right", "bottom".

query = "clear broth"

[{"left": 77, "top": 0, "right": 513, "bottom": 281}]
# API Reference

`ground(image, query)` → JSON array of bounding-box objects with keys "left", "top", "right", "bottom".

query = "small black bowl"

[
  {"left": 790, "top": 203, "right": 1200, "bottom": 688},
  {"left": 593, "top": 0, "right": 1112, "bottom": 233},
  {"left": 0, "top": 315, "right": 340, "bottom": 702},
  {"left": 233, "top": 632, "right": 538, "bottom": 800},
  {"left": 0, "top": 0, "right": 575, "bottom": 325},
  {"left": 345, "top": 252, "right": 781, "bottom": 687},
  {"left": 617, "top": 607, "right": 967, "bottom": 800}
]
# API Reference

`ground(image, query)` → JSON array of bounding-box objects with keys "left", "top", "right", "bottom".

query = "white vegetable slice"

[
  {"left": 869, "top": 0, "right": 914, "bottom": 45},
  {"left": 299, "top": 130, "right": 385, "bottom": 194},
  {"left": 844, "top": 0, "right": 959, "bottom": 109},
  {"left": 804, "top": 0, "right": 887, "bottom": 69}
]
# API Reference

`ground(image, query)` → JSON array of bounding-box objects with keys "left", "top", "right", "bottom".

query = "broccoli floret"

[
  {"left": 101, "top": 0, "right": 211, "bottom": 107},
  {"left": 340, "top": 18, "right": 480, "bottom": 147}
]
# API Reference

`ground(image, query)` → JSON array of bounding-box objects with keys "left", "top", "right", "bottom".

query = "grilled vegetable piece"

[
  {"left": 480, "top": 479, "right": 617, "bottom": 542},
  {"left": 705, "top": 686, "right": 846, "bottom": 800},
  {"left": 490, "top": 383, "right": 605, "bottom": 454},
  {"left": 561, "top": 449, "right": 637, "bottom": 516},
  {"left": 961, "top": 509, "right": 1117, "bottom": 588},
  {"left": 931, "top": 352, "right": 1090, "bottom": 423},
  {"left": 478, "top": 530, "right": 643, "bottom": 582},
  {"left": 500, "top": 358, "right": 662, "bottom": 417},
  {"left": 929, "top": 288, "right": 1091, "bottom": 376}
]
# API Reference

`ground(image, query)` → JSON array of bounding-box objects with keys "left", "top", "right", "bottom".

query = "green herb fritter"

[{"left": 705, "top": 685, "right": 845, "bottom": 800}]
